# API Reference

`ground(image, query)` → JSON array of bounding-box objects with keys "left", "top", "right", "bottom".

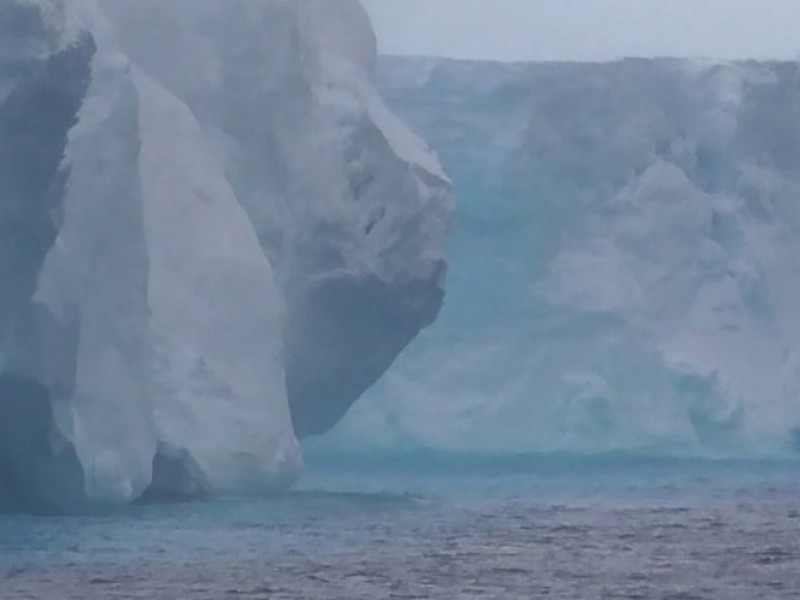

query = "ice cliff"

[
  {"left": 0, "top": 1, "right": 450, "bottom": 512},
  {"left": 318, "top": 56, "right": 800, "bottom": 459}
]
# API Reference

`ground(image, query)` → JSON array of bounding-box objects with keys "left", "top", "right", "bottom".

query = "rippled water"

[{"left": 2, "top": 457, "right": 800, "bottom": 599}]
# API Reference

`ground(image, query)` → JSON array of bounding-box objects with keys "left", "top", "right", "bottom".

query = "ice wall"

[
  {"left": 100, "top": 0, "right": 451, "bottom": 437},
  {"left": 317, "top": 56, "right": 800, "bottom": 459},
  {"left": 0, "top": 1, "right": 450, "bottom": 512}
]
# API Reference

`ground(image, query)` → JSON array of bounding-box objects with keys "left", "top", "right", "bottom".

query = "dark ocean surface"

[{"left": 2, "top": 455, "right": 800, "bottom": 599}]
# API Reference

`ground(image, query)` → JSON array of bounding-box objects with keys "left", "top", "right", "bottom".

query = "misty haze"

[{"left": 1, "top": 1, "right": 800, "bottom": 599}]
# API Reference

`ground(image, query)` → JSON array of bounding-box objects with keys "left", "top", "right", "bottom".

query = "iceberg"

[
  {"left": 318, "top": 57, "right": 800, "bottom": 459},
  {"left": 0, "top": 0, "right": 451, "bottom": 511},
  {"left": 100, "top": 0, "right": 451, "bottom": 437}
]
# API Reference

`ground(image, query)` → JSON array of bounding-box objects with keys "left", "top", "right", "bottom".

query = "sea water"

[{"left": 2, "top": 454, "right": 800, "bottom": 599}]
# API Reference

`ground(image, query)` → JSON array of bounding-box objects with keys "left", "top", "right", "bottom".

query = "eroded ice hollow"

[{"left": 0, "top": 0, "right": 451, "bottom": 512}]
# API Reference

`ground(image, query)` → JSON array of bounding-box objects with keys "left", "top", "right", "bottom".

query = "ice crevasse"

[{"left": 0, "top": 0, "right": 451, "bottom": 512}]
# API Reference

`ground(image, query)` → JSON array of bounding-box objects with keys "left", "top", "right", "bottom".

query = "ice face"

[
  {"left": 318, "top": 57, "right": 800, "bottom": 459},
  {"left": 0, "top": 4, "right": 96, "bottom": 512},
  {"left": 0, "top": 0, "right": 450, "bottom": 511},
  {"left": 134, "top": 68, "right": 299, "bottom": 494},
  {"left": 100, "top": 0, "right": 452, "bottom": 437}
]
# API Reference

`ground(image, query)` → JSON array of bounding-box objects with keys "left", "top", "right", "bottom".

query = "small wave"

[
  {"left": 305, "top": 448, "right": 800, "bottom": 474},
  {"left": 264, "top": 490, "right": 425, "bottom": 508}
]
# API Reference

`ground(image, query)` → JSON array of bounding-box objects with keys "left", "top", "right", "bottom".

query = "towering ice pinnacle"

[{"left": 0, "top": 0, "right": 451, "bottom": 512}]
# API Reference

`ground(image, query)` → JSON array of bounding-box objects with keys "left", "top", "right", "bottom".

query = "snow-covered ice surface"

[
  {"left": 0, "top": 0, "right": 450, "bottom": 512},
  {"left": 316, "top": 56, "right": 800, "bottom": 459}
]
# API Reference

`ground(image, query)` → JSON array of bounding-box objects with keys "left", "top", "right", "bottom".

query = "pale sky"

[{"left": 361, "top": 0, "right": 800, "bottom": 62}]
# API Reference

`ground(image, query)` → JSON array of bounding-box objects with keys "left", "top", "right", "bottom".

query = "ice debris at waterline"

[
  {"left": 316, "top": 56, "right": 800, "bottom": 459},
  {"left": 0, "top": 0, "right": 451, "bottom": 512}
]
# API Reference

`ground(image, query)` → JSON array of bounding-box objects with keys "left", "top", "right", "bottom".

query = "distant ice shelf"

[{"left": 316, "top": 56, "right": 800, "bottom": 460}]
